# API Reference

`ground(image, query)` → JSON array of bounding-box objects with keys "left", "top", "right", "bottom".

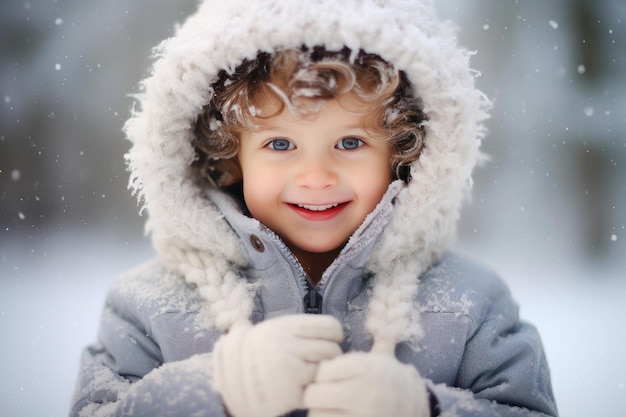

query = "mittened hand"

[
  {"left": 304, "top": 352, "right": 431, "bottom": 417},
  {"left": 212, "top": 315, "right": 344, "bottom": 417}
]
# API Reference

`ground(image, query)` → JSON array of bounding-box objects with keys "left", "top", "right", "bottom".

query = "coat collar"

[{"left": 207, "top": 180, "right": 404, "bottom": 284}]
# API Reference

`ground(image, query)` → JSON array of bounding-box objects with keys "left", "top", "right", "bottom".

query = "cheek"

[
  {"left": 364, "top": 177, "right": 391, "bottom": 209},
  {"left": 353, "top": 159, "right": 392, "bottom": 210},
  {"left": 241, "top": 167, "right": 282, "bottom": 216}
]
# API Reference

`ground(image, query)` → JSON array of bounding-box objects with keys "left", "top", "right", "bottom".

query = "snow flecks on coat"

[
  {"left": 111, "top": 260, "right": 203, "bottom": 318},
  {"left": 418, "top": 262, "right": 476, "bottom": 317}
]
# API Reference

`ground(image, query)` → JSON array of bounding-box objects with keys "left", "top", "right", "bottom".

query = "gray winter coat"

[
  {"left": 71, "top": 187, "right": 557, "bottom": 416},
  {"left": 71, "top": 0, "right": 558, "bottom": 415}
]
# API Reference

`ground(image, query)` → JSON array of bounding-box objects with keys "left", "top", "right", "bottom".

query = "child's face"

[{"left": 238, "top": 97, "right": 392, "bottom": 256}]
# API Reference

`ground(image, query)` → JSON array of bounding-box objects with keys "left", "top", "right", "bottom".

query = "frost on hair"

[{"left": 193, "top": 46, "right": 427, "bottom": 187}]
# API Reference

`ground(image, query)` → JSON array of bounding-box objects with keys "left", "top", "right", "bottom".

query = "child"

[{"left": 71, "top": 1, "right": 558, "bottom": 416}]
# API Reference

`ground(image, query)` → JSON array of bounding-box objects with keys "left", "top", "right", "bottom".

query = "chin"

[{"left": 294, "top": 239, "right": 346, "bottom": 254}]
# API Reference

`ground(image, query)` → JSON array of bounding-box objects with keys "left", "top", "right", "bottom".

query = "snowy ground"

[
  {"left": 1, "top": 228, "right": 624, "bottom": 416},
  {"left": 0, "top": 227, "right": 154, "bottom": 417}
]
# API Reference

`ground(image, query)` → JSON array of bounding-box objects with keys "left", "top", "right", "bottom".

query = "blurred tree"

[
  {"left": 436, "top": 0, "right": 625, "bottom": 266},
  {"left": 569, "top": 0, "right": 625, "bottom": 258},
  {"left": 1, "top": 0, "right": 196, "bottom": 239}
]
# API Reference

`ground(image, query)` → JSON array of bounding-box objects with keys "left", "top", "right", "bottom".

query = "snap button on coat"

[{"left": 250, "top": 235, "right": 265, "bottom": 252}]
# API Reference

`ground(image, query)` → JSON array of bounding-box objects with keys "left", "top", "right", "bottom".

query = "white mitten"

[
  {"left": 304, "top": 352, "right": 430, "bottom": 417},
  {"left": 212, "top": 314, "right": 344, "bottom": 417}
]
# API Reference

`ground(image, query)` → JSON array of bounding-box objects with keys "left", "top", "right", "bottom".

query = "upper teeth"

[{"left": 297, "top": 203, "right": 339, "bottom": 211}]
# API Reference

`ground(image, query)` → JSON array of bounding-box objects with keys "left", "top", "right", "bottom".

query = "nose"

[{"left": 295, "top": 155, "right": 338, "bottom": 189}]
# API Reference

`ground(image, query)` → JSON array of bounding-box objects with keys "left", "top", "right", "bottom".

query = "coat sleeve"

[
  {"left": 70, "top": 347, "right": 226, "bottom": 417},
  {"left": 422, "top": 260, "right": 558, "bottom": 417},
  {"left": 69, "top": 268, "right": 228, "bottom": 417},
  {"left": 426, "top": 322, "right": 558, "bottom": 417}
]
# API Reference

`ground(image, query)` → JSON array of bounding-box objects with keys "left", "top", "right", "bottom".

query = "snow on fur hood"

[{"left": 124, "top": 0, "right": 489, "bottom": 351}]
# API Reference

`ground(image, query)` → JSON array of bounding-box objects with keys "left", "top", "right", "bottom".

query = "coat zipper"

[
  {"left": 258, "top": 226, "right": 327, "bottom": 314},
  {"left": 303, "top": 281, "right": 323, "bottom": 314}
]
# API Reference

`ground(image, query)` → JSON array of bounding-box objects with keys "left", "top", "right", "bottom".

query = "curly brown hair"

[{"left": 193, "top": 46, "right": 426, "bottom": 187}]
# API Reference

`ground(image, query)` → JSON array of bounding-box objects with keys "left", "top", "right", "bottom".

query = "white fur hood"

[{"left": 124, "top": 0, "right": 489, "bottom": 350}]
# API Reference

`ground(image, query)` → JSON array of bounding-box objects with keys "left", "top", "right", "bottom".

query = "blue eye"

[
  {"left": 337, "top": 137, "right": 364, "bottom": 150},
  {"left": 268, "top": 138, "right": 294, "bottom": 151}
]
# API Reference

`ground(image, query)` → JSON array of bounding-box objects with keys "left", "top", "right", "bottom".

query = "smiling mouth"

[
  {"left": 296, "top": 203, "right": 341, "bottom": 212},
  {"left": 288, "top": 202, "right": 349, "bottom": 220}
]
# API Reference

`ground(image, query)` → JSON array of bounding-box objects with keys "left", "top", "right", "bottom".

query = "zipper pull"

[{"left": 303, "top": 287, "right": 323, "bottom": 314}]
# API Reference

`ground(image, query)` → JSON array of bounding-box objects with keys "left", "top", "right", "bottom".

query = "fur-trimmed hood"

[{"left": 124, "top": 0, "right": 489, "bottom": 351}]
